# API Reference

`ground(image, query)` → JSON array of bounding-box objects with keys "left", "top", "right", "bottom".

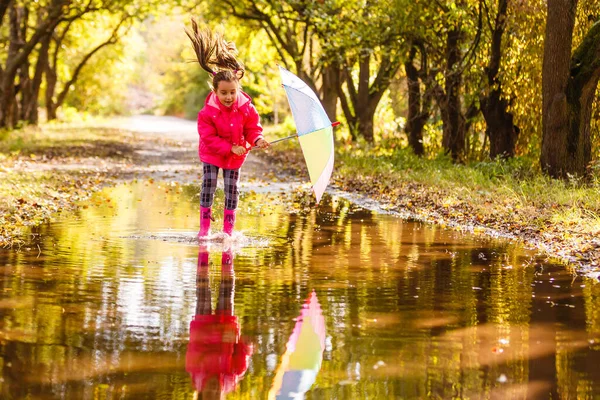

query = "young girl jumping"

[{"left": 186, "top": 22, "right": 269, "bottom": 238}]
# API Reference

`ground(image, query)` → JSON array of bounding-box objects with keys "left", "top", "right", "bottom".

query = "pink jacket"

[
  {"left": 186, "top": 315, "right": 253, "bottom": 394},
  {"left": 197, "top": 91, "right": 264, "bottom": 170}
]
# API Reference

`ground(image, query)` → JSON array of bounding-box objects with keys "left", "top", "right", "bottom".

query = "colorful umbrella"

[
  {"left": 268, "top": 290, "right": 326, "bottom": 399},
  {"left": 273, "top": 66, "right": 339, "bottom": 203}
]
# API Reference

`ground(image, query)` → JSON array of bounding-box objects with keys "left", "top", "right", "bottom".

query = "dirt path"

[
  {"left": 0, "top": 116, "right": 289, "bottom": 246},
  {"left": 95, "top": 115, "right": 281, "bottom": 184},
  {"left": 3, "top": 117, "right": 599, "bottom": 281},
  {"left": 4, "top": 116, "right": 280, "bottom": 185}
]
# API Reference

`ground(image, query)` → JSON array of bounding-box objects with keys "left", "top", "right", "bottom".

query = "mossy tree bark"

[{"left": 541, "top": 0, "right": 600, "bottom": 178}]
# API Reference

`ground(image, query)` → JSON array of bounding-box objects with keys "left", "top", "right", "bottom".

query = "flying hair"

[{"left": 185, "top": 19, "right": 245, "bottom": 88}]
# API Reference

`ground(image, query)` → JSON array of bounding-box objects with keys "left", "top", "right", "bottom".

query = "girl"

[
  {"left": 186, "top": 22, "right": 269, "bottom": 237},
  {"left": 186, "top": 248, "right": 252, "bottom": 397}
]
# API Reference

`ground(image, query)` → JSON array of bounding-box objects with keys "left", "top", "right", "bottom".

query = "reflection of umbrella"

[
  {"left": 273, "top": 66, "right": 339, "bottom": 203},
  {"left": 269, "top": 290, "right": 326, "bottom": 399}
]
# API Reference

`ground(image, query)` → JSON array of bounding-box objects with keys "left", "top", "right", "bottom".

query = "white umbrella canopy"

[{"left": 269, "top": 290, "right": 326, "bottom": 399}]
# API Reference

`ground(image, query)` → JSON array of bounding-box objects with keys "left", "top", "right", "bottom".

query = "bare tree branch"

[
  {"left": 54, "top": 15, "right": 133, "bottom": 109},
  {"left": 0, "top": 0, "right": 13, "bottom": 29}
]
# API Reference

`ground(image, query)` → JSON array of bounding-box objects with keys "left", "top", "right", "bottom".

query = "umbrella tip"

[{"left": 332, "top": 121, "right": 341, "bottom": 127}]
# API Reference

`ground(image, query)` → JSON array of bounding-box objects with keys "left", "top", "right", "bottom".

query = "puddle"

[
  {"left": 121, "top": 230, "right": 271, "bottom": 251},
  {"left": 0, "top": 181, "right": 598, "bottom": 399}
]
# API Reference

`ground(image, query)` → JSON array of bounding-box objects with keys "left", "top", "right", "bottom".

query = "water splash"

[{"left": 121, "top": 230, "right": 271, "bottom": 253}]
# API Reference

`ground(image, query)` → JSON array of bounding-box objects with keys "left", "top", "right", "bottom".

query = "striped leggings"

[{"left": 200, "top": 163, "right": 240, "bottom": 210}]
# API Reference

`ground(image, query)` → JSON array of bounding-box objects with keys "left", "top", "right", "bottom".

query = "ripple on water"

[{"left": 1, "top": 181, "right": 599, "bottom": 399}]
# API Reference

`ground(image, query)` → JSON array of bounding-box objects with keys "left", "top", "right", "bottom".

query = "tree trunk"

[
  {"left": 405, "top": 70, "right": 425, "bottom": 156},
  {"left": 1, "top": 4, "right": 20, "bottom": 129},
  {"left": 355, "top": 54, "right": 373, "bottom": 142},
  {"left": 356, "top": 103, "right": 377, "bottom": 143},
  {"left": 26, "top": 33, "right": 51, "bottom": 124},
  {"left": 338, "top": 53, "right": 400, "bottom": 143},
  {"left": 18, "top": 6, "right": 31, "bottom": 122},
  {"left": 480, "top": 0, "right": 519, "bottom": 159},
  {"left": 540, "top": 0, "right": 597, "bottom": 178},
  {"left": 436, "top": 28, "right": 467, "bottom": 162},
  {"left": 438, "top": 90, "right": 466, "bottom": 162},
  {"left": 563, "top": 19, "right": 600, "bottom": 175},
  {"left": 404, "top": 43, "right": 430, "bottom": 156},
  {"left": 46, "top": 18, "right": 128, "bottom": 120},
  {"left": 46, "top": 17, "right": 64, "bottom": 122},
  {"left": 0, "top": 0, "right": 64, "bottom": 128},
  {"left": 337, "top": 68, "right": 358, "bottom": 141},
  {"left": 0, "top": 0, "right": 12, "bottom": 28},
  {"left": 46, "top": 67, "right": 58, "bottom": 121},
  {"left": 18, "top": 62, "right": 31, "bottom": 122},
  {"left": 321, "top": 62, "right": 339, "bottom": 121},
  {"left": 481, "top": 90, "right": 518, "bottom": 159}
]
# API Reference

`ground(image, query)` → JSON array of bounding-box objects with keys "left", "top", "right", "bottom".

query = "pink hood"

[{"left": 197, "top": 90, "right": 264, "bottom": 170}]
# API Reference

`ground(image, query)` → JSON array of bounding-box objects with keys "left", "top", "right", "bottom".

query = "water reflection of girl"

[{"left": 186, "top": 249, "right": 253, "bottom": 399}]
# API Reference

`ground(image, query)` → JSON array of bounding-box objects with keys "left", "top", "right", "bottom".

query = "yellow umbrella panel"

[{"left": 269, "top": 291, "right": 326, "bottom": 399}]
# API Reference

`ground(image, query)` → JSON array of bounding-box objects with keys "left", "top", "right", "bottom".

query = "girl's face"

[{"left": 215, "top": 80, "right": 239, "bottom": 108}]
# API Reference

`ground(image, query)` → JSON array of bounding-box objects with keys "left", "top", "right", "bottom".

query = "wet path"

[{"left": 0, "top": 181, "right": 599, "bottom": 399}]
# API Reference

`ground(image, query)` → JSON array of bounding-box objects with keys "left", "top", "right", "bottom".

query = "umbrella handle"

[
  {"left": 267, "top": 122, "right": 340, "bottom": 146},
  {"left": 269, "top": 134, "right": 297, "bottom": 145},
  {"left": 246, "top": 134, "right": 295, "bottom": 151}
]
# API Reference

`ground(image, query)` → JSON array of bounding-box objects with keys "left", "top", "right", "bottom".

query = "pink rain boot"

[
  {"left": 221, "top": 251, "right": 234, "bottom": 276},
  {"left": 221, "top": 250, "right": 233, "bottom": 267},
  {"left": 223, "top": 209, "right": 236, "bottom": 236},
  {"left": 198, "top": 206, "right": 212, "bottom": 238},
  {"left": 198, "top": 246, "right": 209, "bottom": 267}
]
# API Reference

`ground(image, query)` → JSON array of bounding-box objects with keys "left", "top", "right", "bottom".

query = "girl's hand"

[
  {"left": 255, "top": 138, "right": 270, "bottom": 149},
  {"left": 231, "top": 145, "right": 246, "bottom": 155}
]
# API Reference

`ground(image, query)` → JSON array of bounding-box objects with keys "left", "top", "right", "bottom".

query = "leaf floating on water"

[{"left": 373, "top": 361, "right": 386, "bottom": 370}]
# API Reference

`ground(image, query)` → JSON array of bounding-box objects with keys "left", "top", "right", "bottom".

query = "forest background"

[{"left": 0, "top": 0, "right": 599, "bottom": 274}]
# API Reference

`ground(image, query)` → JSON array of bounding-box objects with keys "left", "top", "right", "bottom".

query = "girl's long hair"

[{"left": 185, "top": 19, "right": 245, "bottom": 88}]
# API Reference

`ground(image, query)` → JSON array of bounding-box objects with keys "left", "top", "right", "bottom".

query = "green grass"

[
  {"left": 259, "top": 121, "right": 600, "bottom": 250},
  {"left": 0, "top": 124, "right": 141, "bottom": 246},
  {"left": 0, "top": 124, "right": 140, "bottom": 159},
  {"left": 3, "top": 120, "right": 599, "bottom": 262},
  {"left": 264, "top": 121, "right": 600, "bottom": 206},
  {"left": 333, "top": 144, "right": 600, "bottom": 235},
  {"left": 341, "top": 145, "right": 597, "bottom": 202}
]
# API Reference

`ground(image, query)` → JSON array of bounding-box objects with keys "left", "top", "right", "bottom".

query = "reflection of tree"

[
  {"left": 2, "top": 186, "right": 600, "bottom": 399},
  {"left": 0, "top": 184, "right": 216, "bottom": 398},
  {"left": 554, "top": 269, "right": 600, "bottom": 399},
  {"left": 298, "top": 205, "right": 548, "bottom": 399},
  {"left": 186, "top": 248, "right": 253, "bottom": 398},
  {"left": 583, "top": 277, "right": 600, "bottom": 339}
]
